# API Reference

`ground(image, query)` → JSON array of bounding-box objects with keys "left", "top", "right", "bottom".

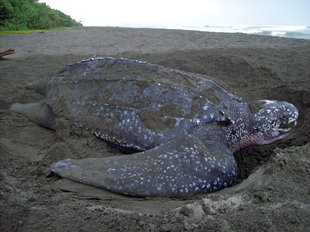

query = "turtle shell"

[{"left": 30, "top": 58, "right": 243, "bottom": 150}]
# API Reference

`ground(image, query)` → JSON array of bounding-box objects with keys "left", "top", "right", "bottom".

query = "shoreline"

[
  {"left": 1, "top": 26, "right": 309, "bottom": 59},
  {"left": 2, "top": 25, "right": 309, "bottom": 39}
]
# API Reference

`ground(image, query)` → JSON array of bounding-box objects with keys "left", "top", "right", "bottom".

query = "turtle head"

[{"left": 251, "top": 100, "right": 298, "bottom": 145}]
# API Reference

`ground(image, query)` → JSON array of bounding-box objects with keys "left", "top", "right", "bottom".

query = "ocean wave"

[{"left": 168, "top": 25, "right": 310, "bottom": 40}]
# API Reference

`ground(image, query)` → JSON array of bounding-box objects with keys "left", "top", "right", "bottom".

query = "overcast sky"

[{"left": 39, "top": 0, "right": 310, "bottom": 27}]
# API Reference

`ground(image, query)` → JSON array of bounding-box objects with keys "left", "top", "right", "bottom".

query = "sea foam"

[{"left": 160, "top": 24, "right": 310, "bottom": 40}]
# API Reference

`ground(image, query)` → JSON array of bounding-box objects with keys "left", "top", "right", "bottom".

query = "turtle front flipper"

[{"left": 51, "top": 135, "right": 237, "bottom": 198}]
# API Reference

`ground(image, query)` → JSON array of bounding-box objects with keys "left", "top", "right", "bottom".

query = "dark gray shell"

[{"left": 31, "top": 57, "right": 243, "bottom": 151}]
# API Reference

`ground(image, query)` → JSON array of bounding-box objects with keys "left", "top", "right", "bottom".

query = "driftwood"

[{"left": 0, "top": 48, "right": 15, "bottom": 57}]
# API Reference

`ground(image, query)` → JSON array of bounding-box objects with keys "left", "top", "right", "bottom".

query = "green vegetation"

[
  {"left": 0, "top": 0, "right": 82, "bottom": 31},
  {"left": 0, "top": 27, "right": 73, "bottom": 35}
]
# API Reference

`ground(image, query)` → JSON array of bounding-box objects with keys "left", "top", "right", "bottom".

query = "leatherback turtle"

[{"left": 11, "top": 57, "right": 298, "bottom": 198}]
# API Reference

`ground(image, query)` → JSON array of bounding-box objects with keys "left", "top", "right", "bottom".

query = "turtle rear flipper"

[
  {"left": 51, "top": 135, "right": 237, "bottom": 198},
  {"left": 10, "top": 101, "right": 56, "bottom": 130}
]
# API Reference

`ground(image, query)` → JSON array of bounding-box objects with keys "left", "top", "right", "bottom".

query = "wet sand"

[{"left": 1, "top": 27, "right": 310, "bottom": 231}]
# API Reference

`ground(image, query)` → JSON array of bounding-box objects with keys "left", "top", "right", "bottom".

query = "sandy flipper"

[
  {"left": 0, "top": 48, "right": 15, "bottom": 57},
  {"left": 0, "top": 27, "right": 310, "bottom": 231}
]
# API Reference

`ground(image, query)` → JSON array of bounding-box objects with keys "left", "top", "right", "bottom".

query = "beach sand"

[{"left": 1, "top": 27, "right": 309, "bottom": 231}]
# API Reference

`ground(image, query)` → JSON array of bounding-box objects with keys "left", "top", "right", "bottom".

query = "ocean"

[{"left": 156, "top": 25, "right": 310, "bottom": 40}]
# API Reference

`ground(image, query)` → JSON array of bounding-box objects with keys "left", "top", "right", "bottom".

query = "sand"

[{"left": 1, "top": 27, "right": 310, "bottom": 231}]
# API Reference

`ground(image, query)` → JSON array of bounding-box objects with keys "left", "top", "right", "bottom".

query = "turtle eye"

[{"left": 279, "top": 115, "right": 289, "bottom": 125}]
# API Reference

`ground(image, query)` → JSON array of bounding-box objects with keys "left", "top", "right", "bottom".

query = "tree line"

[{"left": 0, "top": 0, "right": 82, "bottom": 30}]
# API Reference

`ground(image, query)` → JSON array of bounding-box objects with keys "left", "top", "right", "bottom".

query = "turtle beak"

[{"left": 288, "top": 118, "right": 298, "bottom": 124}]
